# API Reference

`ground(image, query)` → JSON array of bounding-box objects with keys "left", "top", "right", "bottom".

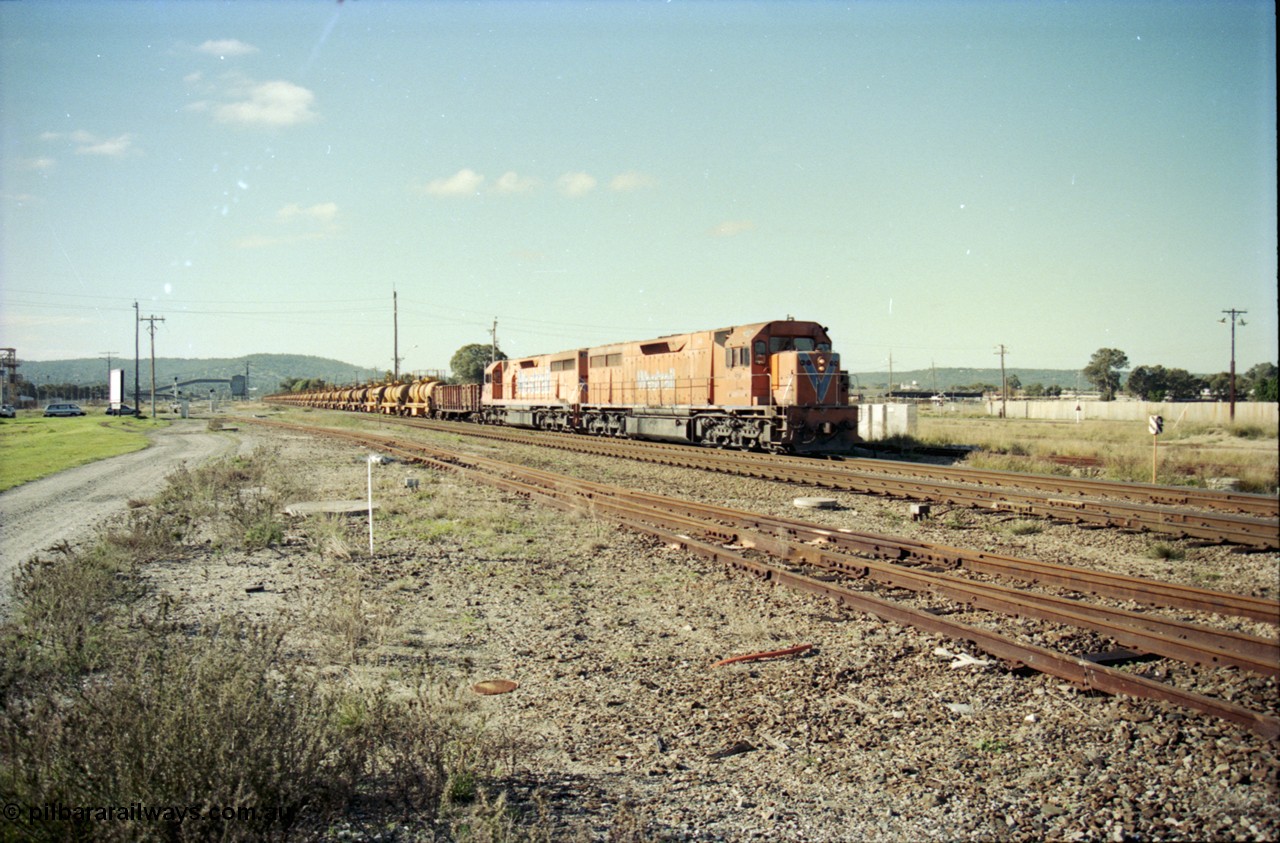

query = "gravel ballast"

[{"left": 131, "top": 418, "right": 1280, "bottom": 840}]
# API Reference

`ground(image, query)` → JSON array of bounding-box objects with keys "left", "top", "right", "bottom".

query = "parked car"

[
  {"left": 105, "top": 404, "right": 138, "bottom": 416},
  {"left": 0, "top": 404, "right": 15, "bottom": 418},
  {"left": 43, "top": 402, "right": 86, "bottom": 417}
]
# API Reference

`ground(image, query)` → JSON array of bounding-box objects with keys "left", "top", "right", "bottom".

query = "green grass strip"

[{"left": 0, "top": 413, "right": 163, "bottom": 492}]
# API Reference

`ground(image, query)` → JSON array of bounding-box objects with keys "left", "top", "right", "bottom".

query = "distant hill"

[
  {"left": 853, "top": 367, "right": 1084, "bottom": 392},
  {"left": 13, "top": 354, "right": 379, "bottom": 397}
]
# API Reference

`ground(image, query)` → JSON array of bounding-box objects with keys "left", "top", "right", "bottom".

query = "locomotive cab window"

[{"left": 769, "top": 337, "right": 816, "bottom": 353}]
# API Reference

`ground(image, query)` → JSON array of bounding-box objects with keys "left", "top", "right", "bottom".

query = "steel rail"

[
  {"left": 589, "top": 484, "right": 1280, "bottom": 625},
  {"left": 266, "top": 411, "right": 1279, "bottom": 619},
  {"left": 246, "top": 418, "right": 1280, "bottom": 738},
  {"left": 521, "top": 433, "right": 1279, "bottom": 548},
  {"left": 477, "top": 460, "right": 1279, "bottom": 677},
  {"left": 387, "top": 417, "right": 1279, "bottom": 548},
  {"left": 365, "top": 413, "right": 1278, "bottom": 518},
  {"left": 265, "top": 407, "right": 1277, "bottom": 529}
]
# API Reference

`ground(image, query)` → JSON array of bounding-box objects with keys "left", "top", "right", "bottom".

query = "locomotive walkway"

[{"left": 244, "top": 415, "right": 1280, "bottom": 739}]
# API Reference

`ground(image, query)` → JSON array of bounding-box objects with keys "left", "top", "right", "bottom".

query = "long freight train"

[{"left": 268, "top": 319, "right": 859, "bottom": 454}]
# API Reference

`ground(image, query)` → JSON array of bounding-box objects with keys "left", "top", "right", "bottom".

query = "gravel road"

[{"left": 0, "top": 420, "right": 241, "bottom": 613}]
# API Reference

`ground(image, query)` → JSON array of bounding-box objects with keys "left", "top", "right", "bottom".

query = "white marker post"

[
  {"left": 367, "top": 454, "right": 380, "bottom": 554},
  {"left": 1148, "top": 415, "right": 1163, "bottom": 484}
]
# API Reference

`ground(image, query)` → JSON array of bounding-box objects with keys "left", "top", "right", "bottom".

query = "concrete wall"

[
  {"left": 859, "top": 403, "right": 919, "bottom": 440},
  {"left": 982, "top": 400, "right": 1278, "bottom": 426}
]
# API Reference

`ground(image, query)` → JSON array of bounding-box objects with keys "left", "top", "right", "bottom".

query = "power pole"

[
  {"left": 1220, "top": 309, "right": 1247, "bottom": 422},
  {"left": 995, "top": 344, "right": 1009, "bottom": 418},
  {"left": 490, "top": 318, "right": 498, "bottom": 364},
  {"left": 99, "top": 351, "right": 117, "bottom": 405},
  {"left": 392, "top": 288, "right": 400, "bottom": 381},
  {"left": 140, "top": 314, "right": 165, "bottom": 417},
  {"left": 134, "top": 301, "right": 141, "bottom": 410},
  {"left": 887, "top": 351, "right": 893, "bottom": 397}
]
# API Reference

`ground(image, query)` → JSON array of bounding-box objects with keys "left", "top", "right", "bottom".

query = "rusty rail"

[
  {"left": 317, "top": 413, "right": 1279, "bottom": 548},
  {"left": 243, "top": 417, "right": 1280, "bottom": 739}
]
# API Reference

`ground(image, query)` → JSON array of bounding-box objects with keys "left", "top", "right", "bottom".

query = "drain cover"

[{"left": 793, "top": 497, "right": 838, "bottom": 509}]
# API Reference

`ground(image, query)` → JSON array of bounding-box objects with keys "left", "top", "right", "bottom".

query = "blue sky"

[{"left": 2, "top": 0, "right": 1275, "bottom": 377}]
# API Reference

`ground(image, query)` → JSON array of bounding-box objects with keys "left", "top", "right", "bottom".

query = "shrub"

[
  {"left": 0, "top": 448, "right": 511, "bottom": 842},
  {"left": 1146, "top": 542, "right": 1186, "bottom": 561},
  {"left": 1006, "top": 520, "right": 1044, "bottom": 536}
]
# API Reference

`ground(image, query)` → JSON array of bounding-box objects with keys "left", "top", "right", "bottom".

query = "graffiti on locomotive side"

[
  {"left": 636, "top": 369, "right": 677, "bottom": 390},
  {"left": 516, "top": 371, "right": 553, "bottom": 397}
]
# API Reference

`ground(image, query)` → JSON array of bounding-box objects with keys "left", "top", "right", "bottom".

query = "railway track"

[
  {"left": 314, "top": 412, "right": 1279, "bottom": 549},
  {"left": 245, "top": 416, "right": 1280, "bottom": 739}
]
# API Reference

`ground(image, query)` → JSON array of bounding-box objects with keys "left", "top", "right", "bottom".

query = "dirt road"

[{"left": 0, "top": 420, "right": 242, "bottom": 613}]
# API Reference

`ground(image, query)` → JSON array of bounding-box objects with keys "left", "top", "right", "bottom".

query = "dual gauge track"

[{"left": 249, "top": 411, "right": 1280, "bottom": 739}]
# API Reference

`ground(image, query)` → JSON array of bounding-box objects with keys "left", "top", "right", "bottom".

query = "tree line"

[{"left": 1083, "top": 348, "right": 1277, "bottom": 402}]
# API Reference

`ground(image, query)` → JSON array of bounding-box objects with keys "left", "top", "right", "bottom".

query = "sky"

[{"left": 1, "top": 0, "right": 1276, "bottom": 379}]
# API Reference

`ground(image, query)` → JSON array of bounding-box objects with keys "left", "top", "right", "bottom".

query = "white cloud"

[
  {"left": 710, "top": 220, "right": 755, "bottom": 237},
  {"left": 75, "top": 134, "right": 134, "bottom": 157},
  {"left": 492, "top": 171, "right": 538, "bottom": 194},
  {"left": 197, "top": 39, "right": 258, "bottom": 58},
  {"left": 421, "top": 169, "right": 485, "bottom": 197},
  {"left": 237, "top": 202, "right": 338, "bottom": 248},
  {"left": 556, "top": 172, "right": 597, "bottom": 198},
  {"left": 40, "top": 130, "right": 135, "bottom": 157},
  {"left": 610, "top": 171, "right": 655, "bottom": 192},
  {"left": 276, "top": 202, "right": 338, "bottom": 224},
  {"left": 214, "top": 81, "right": 317, "bottom": 127},
  {"left": 23, "top": 157, "right": 55, "bottom": 171}
]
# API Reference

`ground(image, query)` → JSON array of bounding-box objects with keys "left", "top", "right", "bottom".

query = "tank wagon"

[{"left": 268, "top": 319, "right": 858, "bottom": 454}]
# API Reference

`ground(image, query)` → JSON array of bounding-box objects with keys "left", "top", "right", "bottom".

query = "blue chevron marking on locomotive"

[{"left": 798, "top": 352, "right": 839, "bottom": 404}]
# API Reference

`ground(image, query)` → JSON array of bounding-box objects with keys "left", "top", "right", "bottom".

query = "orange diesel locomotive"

[
  {"left": 269, "top": 319, "right": 858, "bottom": 454},
  {"left": 483, "top": 319, "right": 855, "bottom": 453}
]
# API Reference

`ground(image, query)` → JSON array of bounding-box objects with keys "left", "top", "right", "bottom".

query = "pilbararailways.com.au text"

[{"left": 5, "top": 802, "right": 287, "bottom": 824}]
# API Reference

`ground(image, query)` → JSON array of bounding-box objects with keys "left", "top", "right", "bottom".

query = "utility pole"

[
  {"left": 1220, "top": 309, "right": 1247, "bottom": 422},
  {"left": 140, "top": 314, "right": 165, "bottom": 417},
  {"left": 134, "top": 302, "right": 141, "bottom": 410},
  {"left": 887, "top": 351, "right": 893, "bottom": 397},
  {"left": 100, "top": 351, "right": 117, "bottom": 406},
  {"left": 995, "top": 344, "right": 1009, "bottom": 418},
  {"left": 392, "top": 288, "right": 400, "bottom": 381},
  {"left": 490, "top": 318, "right": 498, "bottom": 364}
]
